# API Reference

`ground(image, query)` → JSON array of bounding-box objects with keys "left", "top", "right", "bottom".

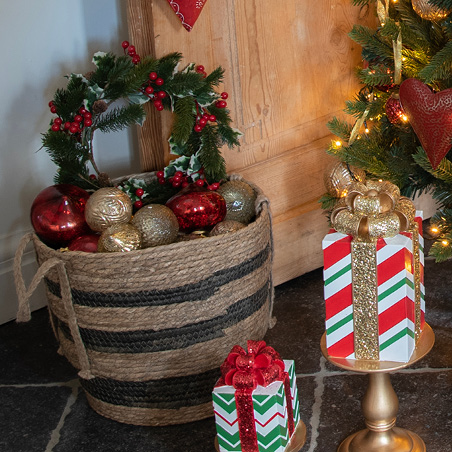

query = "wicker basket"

[{"left": 14, "top": 175, "right": 274, "bottom": 426}]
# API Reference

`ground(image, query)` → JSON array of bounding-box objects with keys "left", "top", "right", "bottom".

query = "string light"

[
  {"left": 335, "top": 140, "right": 342, "bottom": 147},
  {"left": 402, "top": 114, "right": 408, "bottom": 122},
  {"left": 431, "top": 226, "right": 439, "bottom": 234},
  {"left": 442, "top": 240, "right": 449, "bottom": 246}
]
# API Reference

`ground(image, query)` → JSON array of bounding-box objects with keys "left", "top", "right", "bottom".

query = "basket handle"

[{"left": 14, "top": 233, "right": 94, "bottom": 379}]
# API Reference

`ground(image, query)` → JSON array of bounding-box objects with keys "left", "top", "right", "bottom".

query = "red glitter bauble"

[
  {"left": 68, "top": 233, "right": 100, "bottom": 252},
  {"left": 30, "top": 184, "right": 91, "bottom": 248},
  {"left": 385, "top": 96, "right": 405, "bottom": 124},
  {"left": 166, "top": 186, "right": 226, "bottom": 231}
]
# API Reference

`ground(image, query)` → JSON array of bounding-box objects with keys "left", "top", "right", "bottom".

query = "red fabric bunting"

[
  {"left": 166, "top": 0, "right": 208, "bottom": 32},
  {"left": 217, "top": 341, "right": 294, "bottom": 452}
]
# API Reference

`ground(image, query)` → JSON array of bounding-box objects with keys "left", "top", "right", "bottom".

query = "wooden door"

[{"left": 127, "top": 0, "right": 375, "bottom": 286}]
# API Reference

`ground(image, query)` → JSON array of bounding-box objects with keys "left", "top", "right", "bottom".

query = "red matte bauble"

[
  {"left": 68, "top": 233, "right": 100, "bottom": 252},
  {"left": 30, "top": 184, "right": 91, "bottom": 248},
  {"left": 399, "top": 78, "right": 452, "bottom": 169},
  {"left": 166, "top": 186, "right": 226, "bottom": 231}
]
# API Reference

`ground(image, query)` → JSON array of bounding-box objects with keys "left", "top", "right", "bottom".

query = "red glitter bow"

[{"left": 218, "top": 341, "right": 295, "bottom": 452}]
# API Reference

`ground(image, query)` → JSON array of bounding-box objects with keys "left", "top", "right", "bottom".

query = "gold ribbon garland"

[{"left": 331, "top": 180, "right": 421, "bottom": 359}]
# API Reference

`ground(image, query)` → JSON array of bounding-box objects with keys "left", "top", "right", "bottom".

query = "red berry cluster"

[
  {"left": 156, "top": 169, "right": 220, "bottom": 190},
  {"left": 122, "top": 41, "right": 167, "bottom": 111},
  {"left": 122, "top": 40, "right": 141, "bottom": 65},
  {"left": 195, "top": 65, "right": 207, "bottom": 78},
  {"left": 48, "top": 102, "right": 93, "bottom": 134},
  {"left": 144, "top": 71, "right": 166, "bottom": 111},
  {"left": 134, "top": 188, "right": 145, "bottom": 209}
]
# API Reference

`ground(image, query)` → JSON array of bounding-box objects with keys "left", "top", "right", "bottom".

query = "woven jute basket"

[{"left": 14, "top": 174, "right": 275, "bottom": 426}]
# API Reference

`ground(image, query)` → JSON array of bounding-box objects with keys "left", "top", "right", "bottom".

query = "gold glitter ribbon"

[
  {"left": 348, "top": 106, "right": 370, "bottom": 146},
  {"left": 393, "top": 29, "right": 402, "bottom": 86},
  {"left": 332, "top": 180, "right": 417, "bottom": 359}
]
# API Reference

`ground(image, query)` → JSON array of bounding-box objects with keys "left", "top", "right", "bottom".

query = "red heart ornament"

[
  {"left": 166, "top": 0, "right": 208, "bottom": 32},
  {"left": 399, "top": 78, "right": 452, "bottom": 169}
]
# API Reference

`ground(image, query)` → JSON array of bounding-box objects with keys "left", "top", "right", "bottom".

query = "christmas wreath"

[{"left": 42, "top": 41, "right": 242, "bottom": 207}]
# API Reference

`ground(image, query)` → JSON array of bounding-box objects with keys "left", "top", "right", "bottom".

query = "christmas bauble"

[
  {"left": 385, "top": 95, "right": 404, "bottom": 124},
  {"left": 217, "top": 180, "right": 256, "bottom": 224},
  {"left": 98, "top": 223, "right": 141, "bottom": 252},
  {"left": 210, "top": 220, "right": 246, "bottom": 236},
  {"left": 324, "top": 161, "right": 366, "bottom": 197},
  {"left": 131, "top": 204, "right": 179, "bottom": 248},
  {"left": 68, "top": 233, "right": 100, "bottom": 252},
  {"left": 85, "top": 187, "right": 133, "bottom": 232},
  {"left": 166, "top": 187, "right": 226, "bottom": 231},
  {"left": 30, "top": 184, "right": 91, "bottom": 248},
  {"left": 399, "top": 78, "right": 452, "bottom": 169},
  {"left": 412, "top": 0, "right": 449, "bottom": 20}
]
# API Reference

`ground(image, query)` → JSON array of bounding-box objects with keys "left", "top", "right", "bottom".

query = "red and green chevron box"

[
  {"left": 212, "top": 360, "right": 300, "bottom": 452},
  {"left": 323, "top": 213, "right": 424, "bottom": 362}
]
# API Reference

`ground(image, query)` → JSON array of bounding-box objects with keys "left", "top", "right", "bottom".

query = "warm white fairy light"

[
  {"left": 442, "top": 240, "right": 449, "bottom": 246},
  {"left": 335, "top": 140, "right": 342, "bottom": 147},
  {"left": 402, "top": 114, "right": 408, "bottom": 122}
]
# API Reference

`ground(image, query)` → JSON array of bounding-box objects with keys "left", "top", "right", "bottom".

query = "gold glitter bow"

[
  {"left": 331, "top": 180, "right": 420, "bottom": 360},
  {"left": 331, "top": 180, "right": 415, "bottom": 241}
]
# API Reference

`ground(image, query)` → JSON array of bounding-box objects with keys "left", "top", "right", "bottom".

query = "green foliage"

[
  {"left": 42, "top": 47, "right": 240, "bottom": 188},
  {"left": 324, "top": 0, "right": 452, "bottom": 262}
]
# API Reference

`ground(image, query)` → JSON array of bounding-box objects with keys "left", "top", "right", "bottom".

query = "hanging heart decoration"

[
  {"left": 399, "top": 78, "right": 452, "bottom": 169},
  {"left": 166, "top": 0, "right": 208, "bottom": 32}
]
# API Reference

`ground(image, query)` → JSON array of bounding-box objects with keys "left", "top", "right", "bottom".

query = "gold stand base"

[
  {"left": 214, "top": 420, "right": 307, "bottom": 452},
  {"left": 338, "top": 427, "right": 425, "bottom": 452},
  {"left": 321, "top": 324, "right": 434, "bottom": 452}
]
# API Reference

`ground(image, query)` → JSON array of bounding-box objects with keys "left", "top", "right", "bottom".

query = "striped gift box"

[
  {"left": 213, "top": 360, "right": 300, "bottom": 452},
  {"left": 323, "top": 213, "right": 424, "bottom": 362}
]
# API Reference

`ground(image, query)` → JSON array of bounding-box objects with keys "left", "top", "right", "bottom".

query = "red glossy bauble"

[
  {"left": 30, "top": 184, "right": 91, "bottom": 248},
  {"left": 166, "top": 186, "right": 227, "bottom": 231},
  {"left": 68, "top": 233, "right": 100, "bottom": 252}
]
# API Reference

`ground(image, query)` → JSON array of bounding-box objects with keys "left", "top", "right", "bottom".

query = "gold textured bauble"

[
  {"left": 324, "top": 161, "right": 366, "bottom": 197},
  {"left": 131, "top": 204, "right": 179, "bottom": 248},
  {"left": 85, "top": 187, "right": 133, "bottom": 232},
  {"left": 97, "top": 223, "right": 141, "bottom": 252},
  {"left": 210, "top": 220, "right": 246, "bottom": 236},
  {"left": 217, "top": 180, "right": 256, "bottom": 224},
  {"left": 412, "top": 0, "right": 449, "bottom": 20}
]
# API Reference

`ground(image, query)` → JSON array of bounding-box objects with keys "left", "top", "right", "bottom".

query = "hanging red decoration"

[
  {"left": 30, "top": 184, "right": 91, "bottom": 248},
  {"left": 385, "top": 95, "right": 405, "bottom": 124},
  {"left": 166, "top": 186, "right": 226, "bottom": 231},
  {"left": 166, "top": 0, "right": 208, "bottom": 31},
  {"left": 399, "top": 78, "right": 452, "bottom": 169}
]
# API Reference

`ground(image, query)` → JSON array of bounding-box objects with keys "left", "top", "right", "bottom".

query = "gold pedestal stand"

[{"left": 321, "top": 323, "right": 435, "bottom": 452}]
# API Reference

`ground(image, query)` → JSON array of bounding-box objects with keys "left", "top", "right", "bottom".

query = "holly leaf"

[
  {"left": 164, "top": 155, "right": 191, "bottom": 178},
  {"left": 168, "top": 135, "right": 188, "bottom": 156}
]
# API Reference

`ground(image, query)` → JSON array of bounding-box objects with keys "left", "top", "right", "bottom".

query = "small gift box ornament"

[
  {"left": 212, "top": 341, "right": 300, "bottom": 452},
  {"left": 323, "top": 180, "right": 425, "bottom": 362}
]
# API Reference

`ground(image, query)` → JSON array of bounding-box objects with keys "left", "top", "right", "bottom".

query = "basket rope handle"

[{"left": 14, "top": 233, "right": 94, "bottom": 379}]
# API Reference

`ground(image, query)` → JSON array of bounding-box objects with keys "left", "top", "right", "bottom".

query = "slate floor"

[{"left": 1, "top": 246, "right": 452, "bottom": 451}]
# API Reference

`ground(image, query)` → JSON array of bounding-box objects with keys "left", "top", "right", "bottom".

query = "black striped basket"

[{"left": 14, "top": 175, "right": 274, "bottom": 426}]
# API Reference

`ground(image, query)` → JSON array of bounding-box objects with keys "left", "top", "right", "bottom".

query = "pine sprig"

[{"left": 95, "top": 104, "right": 146, "bottom": 133}]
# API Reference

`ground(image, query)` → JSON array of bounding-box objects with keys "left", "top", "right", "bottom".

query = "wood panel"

[{"left": 127, "top": 0, "right": 375, "bottom": 285}]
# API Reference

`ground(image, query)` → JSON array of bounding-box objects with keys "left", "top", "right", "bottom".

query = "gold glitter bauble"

[
  {"left": 98, "top": 223, "right": 141, "bottom": 252},
  {"left": 217, "top": 180, "right": 256, "bottom": 224},
  {"left": 131, "top": 204, "right": 179, "bottom": 248},
  {"left": 412, "top": 0, "right": 449, "bottom": 20},
  {"left": 85, "top": 187, "right": 133, "bottom": 232},
  {"left": 324, "top": 161, "right": 366, "bottom": 197},
  {"left": 210, "top": 220, "right": 246, "bottom": 236}
]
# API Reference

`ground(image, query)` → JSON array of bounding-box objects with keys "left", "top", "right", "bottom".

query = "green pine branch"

[
  {"left": 172, "top": 96, "right": 197, "bottom": 144},
  {"left": 95, "top": 104, "right": 146, "bottom": 133},
  {"left": 198, "top": 124, "right": 227, "bottom": 182}
]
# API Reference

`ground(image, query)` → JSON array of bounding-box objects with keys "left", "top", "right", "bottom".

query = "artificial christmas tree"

[{"left": 323, "top": 0, "right": 452, "bottom": 262}]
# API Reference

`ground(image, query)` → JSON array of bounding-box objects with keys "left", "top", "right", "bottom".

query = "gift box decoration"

[
  {"left": 212, "top": 341, "right": 300, "bottom": 452},
  {"left": 323, "top": 180, "right": 425, "bottom": 362}
]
